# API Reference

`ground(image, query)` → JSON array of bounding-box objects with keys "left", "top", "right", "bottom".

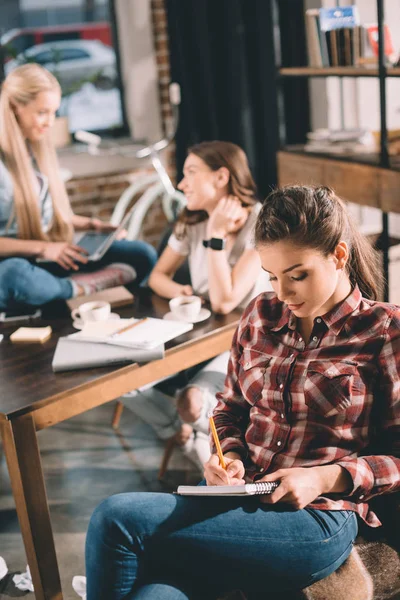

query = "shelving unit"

[
  {"left": 280, "top": 66, "right": 400, "bottom": 78},
  {"left": 274, "top": 0, "right": 397, "bottom": 301}
]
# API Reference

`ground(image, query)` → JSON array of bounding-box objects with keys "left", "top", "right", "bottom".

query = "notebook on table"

[
  {"left": 67, "top": 317, "right": 193, "bottom": 349},
  {"left": 52, "top": 337, "right": 164, "bottom": 372},
  {"left": 66, "top": 286, "right": 134, "bottom": 311},
  {"left": 176, "top": 482, "right": 279, "bottom": 496}
]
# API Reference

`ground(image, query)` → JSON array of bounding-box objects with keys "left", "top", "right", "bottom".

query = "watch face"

[{"left": 209, "top": 238, "right": 225, "bottom": 250}]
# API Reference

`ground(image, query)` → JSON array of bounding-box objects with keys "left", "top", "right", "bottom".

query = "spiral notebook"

[{"left": 176, "top": 482, "right": 279, "bottom": 496}]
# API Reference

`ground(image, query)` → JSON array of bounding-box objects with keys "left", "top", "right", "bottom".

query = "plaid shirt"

[{"left": 213, "top": 286, "right": 400, "bottom": 527}]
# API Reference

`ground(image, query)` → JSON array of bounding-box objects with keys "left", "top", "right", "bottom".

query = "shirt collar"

[
  {"left": 269, "top": 286, "right": 362, "bottom": 336},
  {"left": 320, "top": 285, "right": 362, "bottom": 335}
]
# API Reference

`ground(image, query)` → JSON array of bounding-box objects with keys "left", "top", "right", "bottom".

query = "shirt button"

[
  {"left": 299, "top": 337, "right": 303, "bottom": 342},
  {"left": 316, "top": 318, "right": 321, "bottom": 323},
  {"left": 277, "top": 441, "right": 282, "bottom": 447},
  {"left": 245, "top": 362, "right": 250, "bottom": 368},
  {"left": 312, "top": 336, "right": 318, "bottom": 342},
  {"left": 259, "top": 467, "right": 263, "bottom": 472},
  {"left": 280, "top": 413, "right": 285, "bottom": 419},
  {"left": 359, "top": 494, "right": 365, "bottom": 500},
  {"left": 279, "top": 383, "right": 283, "bottom": 389},
  {"left": 289, "top": 353, "right": 294, "bottom": 359}
]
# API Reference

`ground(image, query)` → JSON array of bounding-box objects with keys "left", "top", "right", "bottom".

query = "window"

[
  {"left": 32, "top": 50, "right": 54, "bottom": 64},
  {"left": 0, "top": 0, "right": 127, "bottom": 136},
  {"left": 59, "top": 48, "right": 91, "bottom": 61}
]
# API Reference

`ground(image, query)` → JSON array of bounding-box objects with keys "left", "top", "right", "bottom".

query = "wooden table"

[{"left": 0, "top": 289, "right": 240, "bottom": 600}]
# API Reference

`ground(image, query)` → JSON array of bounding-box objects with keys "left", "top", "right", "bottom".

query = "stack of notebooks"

[
  {"left": 305, "top": 5, "right": 397, "bottom": 68},
  {"left": 52, "top": 317, "right": 193, "bottom": 372},
  {"left": 304, "top": 128, "right": 375, "bottom": 155}
]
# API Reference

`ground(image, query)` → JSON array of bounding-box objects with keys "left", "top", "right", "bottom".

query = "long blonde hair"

[{"left": 0, "top": 63, "right": 73, "bottom": 241}]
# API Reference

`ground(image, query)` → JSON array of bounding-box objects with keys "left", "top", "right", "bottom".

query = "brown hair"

[
  {"left": 254, "top": 185, "right": 383, "bottom": 301},
  {"left": 174, "top": 140, "right": 257, "bottom": 239},
  {"left": 0, "top": 63, "right": 73, "bottom": 241}
]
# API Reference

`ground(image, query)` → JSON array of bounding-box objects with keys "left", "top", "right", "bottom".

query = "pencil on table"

[
  {"left": 209, "top": 413, "right": 226, "bottom": 470},
  {"left": 113, "top": 317, "right": 149, "bottom": 336}
]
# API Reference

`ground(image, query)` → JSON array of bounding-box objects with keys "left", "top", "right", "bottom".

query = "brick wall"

[{"left": 67, "top": 0, "right": 175, "bottom": 249}]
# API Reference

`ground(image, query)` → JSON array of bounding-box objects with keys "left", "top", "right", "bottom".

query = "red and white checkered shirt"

[{"left": 213, "top": 286, "right": 400, "bottom": 527}]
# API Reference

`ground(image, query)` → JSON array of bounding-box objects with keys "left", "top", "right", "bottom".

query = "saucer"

[
  {"left": 72, "top": 312, "right": 120, "bottom": 330},
  {"left": 163, "top": 308, "right": 211, "bottom": 324}
]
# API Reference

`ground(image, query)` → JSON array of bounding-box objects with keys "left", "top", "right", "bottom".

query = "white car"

[{"left": 5, "top": 39, "right": 117, "bottom": 91}]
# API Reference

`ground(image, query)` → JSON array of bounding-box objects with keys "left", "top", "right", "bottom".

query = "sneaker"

[{"left": 70, "top": 263, "right": 136, "bottom": 296}]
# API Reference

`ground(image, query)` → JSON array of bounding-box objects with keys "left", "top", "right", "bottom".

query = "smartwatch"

[{"left": 202, "top": 237, "right": 226, "bottom": 251}]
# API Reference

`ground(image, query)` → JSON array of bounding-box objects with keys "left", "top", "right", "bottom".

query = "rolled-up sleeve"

[{"left": 337, "top": 307, "right": 400, "bottom": 501}]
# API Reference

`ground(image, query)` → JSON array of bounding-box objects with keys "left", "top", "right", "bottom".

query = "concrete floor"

[{"left": 0, "top": 403, "right": 201, "bottom": 599}]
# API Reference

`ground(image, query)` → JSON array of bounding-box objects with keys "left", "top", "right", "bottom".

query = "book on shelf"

[
  {"left": 304, "top": 128, "right": 375, "bottom": 155},
  {"left": 358, "top": 23, "right": 397, "bottom": 66},
  {"left": 303, "top": 6, "right": 398, "bottom": 68},
  {"left": 319, "top": 6, "right": 360, "bottom": 32}
]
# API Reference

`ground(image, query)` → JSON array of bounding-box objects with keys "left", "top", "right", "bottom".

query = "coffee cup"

[
  {"left": 169, "top": 295, "right": 202, "bottom": 320},
  {"left": 71, "top": 301, "right": 111, "bottom": 323}
]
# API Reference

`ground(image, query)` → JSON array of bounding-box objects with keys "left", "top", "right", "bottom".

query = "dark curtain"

[{"left": 166, "top": 0, "right": 309, "bottom": 198}]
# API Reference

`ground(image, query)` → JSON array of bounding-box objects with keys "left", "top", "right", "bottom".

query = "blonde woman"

[{"left": 0, "top": 64, "right": 157, "bottom": 310}]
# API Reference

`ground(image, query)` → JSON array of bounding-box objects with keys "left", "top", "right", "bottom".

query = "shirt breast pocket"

[
  {"left": 304, "top": 361, "right": 359, "bottom": 418},
  {"left": 240, "top": 349, "right": 272, "bottom": 406}
]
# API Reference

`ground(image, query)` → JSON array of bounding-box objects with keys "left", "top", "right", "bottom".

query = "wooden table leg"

[
  {"left": 0, "top": 414, "right": 63, "bottom": 600},
  {"left": 158, "top": 436, "right": 176, "bottom": 480},
  {"left": 112, "top": 400, "right": 124, "bottom": 429}
]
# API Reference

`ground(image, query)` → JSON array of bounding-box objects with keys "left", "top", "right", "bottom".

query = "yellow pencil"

[
  {"left": 209, "top": 414, "right": 226, "bottom": 470},
  {"left": 113, "top": 317, "right": 149, "bottom": 336}
]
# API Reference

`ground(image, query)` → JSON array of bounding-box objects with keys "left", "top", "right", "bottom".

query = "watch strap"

[{"left": 202, "top": 237, "right": 226, "bottom": 250}]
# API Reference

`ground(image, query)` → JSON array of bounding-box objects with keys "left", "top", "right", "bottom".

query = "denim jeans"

[
  {"left": 0, "top": 240, "right": 157, "bottom": 309},
  {"left": 85, "top": 492, "right": 358, "bottom": 600}
]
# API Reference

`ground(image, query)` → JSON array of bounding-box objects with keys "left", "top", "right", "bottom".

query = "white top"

[
  {"left": 0, "top": 158, "right": 53, "bottom": 238},
  {"left": 168, "top": 202, "right": 272, "bottom": 309}
]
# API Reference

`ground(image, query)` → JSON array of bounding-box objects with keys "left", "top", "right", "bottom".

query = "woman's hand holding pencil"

[{"left": 205, "top": 413, "right": 245, "bottom": 486}]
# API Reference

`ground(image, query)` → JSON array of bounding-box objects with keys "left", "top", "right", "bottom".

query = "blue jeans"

[
  {"left": 85, "top": 492, "right": 358, "bottom": 600},
  {"left": 0, "top": 240, "right": 157, "bottom": 309}
]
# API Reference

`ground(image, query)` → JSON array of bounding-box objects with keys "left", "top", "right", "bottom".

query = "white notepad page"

[{"left": 68, "top": 317, "right": 193, "bottom": 349}]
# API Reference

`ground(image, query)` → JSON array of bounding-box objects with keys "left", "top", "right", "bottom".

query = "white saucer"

[
  {"left": 163, "top": 308, "right": 211, "bottom": 324},
  {"left": 72, "top": 312, "right": 120, "bottom": 330}
]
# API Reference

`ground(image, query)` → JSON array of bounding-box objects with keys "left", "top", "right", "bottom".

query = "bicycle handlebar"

[{"left": 75, "top": 82, "right": 181, "bottom": 159}]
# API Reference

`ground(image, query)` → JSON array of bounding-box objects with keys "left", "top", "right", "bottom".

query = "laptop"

[
  {"left": 37, "top": 208, "right": 134, "bottom": 264},
  {"left": 52, "top": 337, "right": 164, "bottom": 372},
  {"left": 74, "top": 208, "right": 134, "bottom": 262}
]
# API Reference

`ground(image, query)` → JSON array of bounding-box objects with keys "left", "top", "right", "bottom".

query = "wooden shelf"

[
  {"left": 279, "top": 67, "right": 400, "bottom": 78},
  {"left": 283, "top": 145, "right": 400, "bottom": 172},
  {"left": 277, "top": 150, "right": 400, "bottom": 214}
]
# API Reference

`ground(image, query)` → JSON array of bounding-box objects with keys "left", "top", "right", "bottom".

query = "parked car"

[{"left": 5, "top": 39, "right": 117, "bottom": 92}]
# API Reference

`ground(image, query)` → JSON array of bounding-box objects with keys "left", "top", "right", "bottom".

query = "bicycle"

[{"left": 75, "top": 83, "right": 186, "bottom": 240}]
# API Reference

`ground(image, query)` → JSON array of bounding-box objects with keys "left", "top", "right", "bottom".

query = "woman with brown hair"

[
  {"left": 0, "top": 63, "right": 157, "bottom": 310},
  {"left": 120, "top": 140, "right": 270, "bottom": 468},
  {"left": 86, "top": 185, "right": 399, "bottom": 599}
]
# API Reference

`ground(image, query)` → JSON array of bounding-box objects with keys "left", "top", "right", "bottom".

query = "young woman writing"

[{"left": 86, "top": 185, "right": 399, "bottom": 599}]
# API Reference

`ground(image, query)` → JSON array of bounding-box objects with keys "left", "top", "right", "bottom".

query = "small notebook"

[
  {"left": 67, "top": 317, "right": 193, "bottom": 349},
  {"left": 176, "top": 482, "right": 279, "bottom": 496},
  {"left": 66, "top": 286, "right": 134, "bottom": 311}
]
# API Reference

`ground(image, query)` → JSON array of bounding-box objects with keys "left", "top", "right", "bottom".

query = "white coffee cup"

[
  {"left": 169, "top": 295, "right": 202, "bottom": 320},
  {"left": 71, "top": 301, "right": 111, "bottom": 323}
]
